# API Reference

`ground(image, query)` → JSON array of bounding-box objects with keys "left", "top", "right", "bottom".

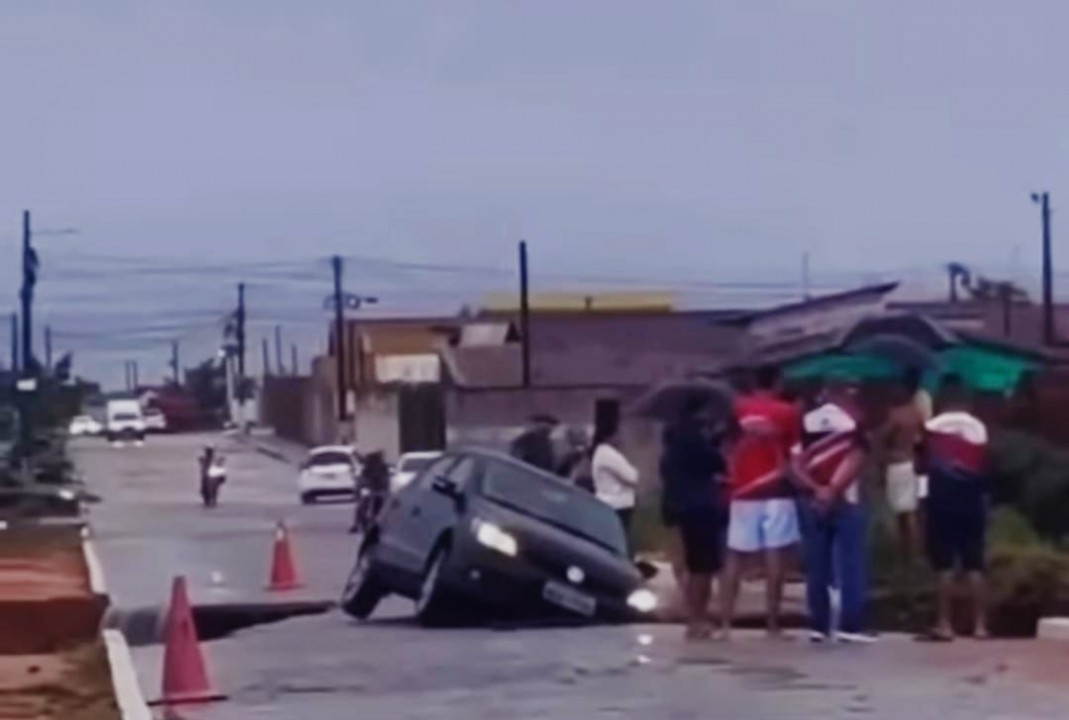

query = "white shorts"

[
  {"left": 727, "top": 498, "right": 800, "bottom": 553},
  {"left": 886, "top": 461, "right": 919, "bottom": 514}
]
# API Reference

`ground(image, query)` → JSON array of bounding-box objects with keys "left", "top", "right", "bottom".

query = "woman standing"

[{"left": 591, "top": 423, "right": 639, "bottom": 547}]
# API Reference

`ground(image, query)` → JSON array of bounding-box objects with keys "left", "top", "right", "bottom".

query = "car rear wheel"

[
  {"left": 341, "top": 543, "right": 386, "bottom": 620},
  {"left": 415, "top": 545, "right": 455, "bottom": 627}
]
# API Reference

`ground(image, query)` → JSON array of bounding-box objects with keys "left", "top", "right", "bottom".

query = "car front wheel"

[
  {"left": 415, "top": 544, "right": 457, "bottom": 627},
  {"left": 341, "top": 544, "right": 386, "bottom": 620}
]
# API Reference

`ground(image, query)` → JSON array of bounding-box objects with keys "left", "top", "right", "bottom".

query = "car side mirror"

[{"left": 635, "top": 560, "right": 658, "bottom": 580}]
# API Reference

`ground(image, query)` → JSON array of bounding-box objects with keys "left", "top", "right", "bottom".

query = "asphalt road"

[{"left": 73, "top": 432, "right": 1069, "bottom": 719}]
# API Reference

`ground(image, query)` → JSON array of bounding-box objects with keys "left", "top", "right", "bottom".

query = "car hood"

[{"left": 471, "top": 499, "right": 641, "bottom": 593}]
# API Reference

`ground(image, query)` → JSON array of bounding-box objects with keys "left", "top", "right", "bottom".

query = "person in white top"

[{"left": 591, "top": 425, "right": 640, "bottom": 546}]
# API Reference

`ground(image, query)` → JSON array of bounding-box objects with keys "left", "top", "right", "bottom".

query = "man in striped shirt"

[
  {"left": 792, "top": 379, "right": 873, "bottom": 644},
  {"left": 919, "top": 373, "right": 990, "bottom": 641}
]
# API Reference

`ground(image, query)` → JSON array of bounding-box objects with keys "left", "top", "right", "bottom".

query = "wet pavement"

[{"left": 73, "top": 433, "right": 1069, "bottom": 719}]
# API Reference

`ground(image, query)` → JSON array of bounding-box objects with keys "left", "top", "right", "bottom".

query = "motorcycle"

[
  {"left": 201, "top": 457, "right": 227, "bottom": 508},
  {"left": 350, "top": 486, "right": 386, "bottom": 535}
]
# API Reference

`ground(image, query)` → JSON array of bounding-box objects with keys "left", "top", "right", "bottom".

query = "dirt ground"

[{"left": 0, "top": 642, "right": 119, "bottom": 720}]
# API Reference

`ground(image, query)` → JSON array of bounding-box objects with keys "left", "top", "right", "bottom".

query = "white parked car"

[
  {"left": 298, "top": 446, "right": 360, "bottom": 504},
  {"left": 389, "top": 451, "right": 443, "bottom": 493},
  {"left": 69, "top": 415, "right": 103, "bottom": 436},
  {"left": 144, "top": 408, "right": 168, "bottom": 433}
]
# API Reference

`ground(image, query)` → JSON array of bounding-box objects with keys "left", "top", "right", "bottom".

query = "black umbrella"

[
  {"left": 629, "top": 378, "right": 735, "bottom": 423},
  {"left": 843, "top": 333, "right": 941, "bottom": 371}
]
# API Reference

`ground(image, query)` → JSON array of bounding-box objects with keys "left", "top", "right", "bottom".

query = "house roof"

[{"left": 722, "top": 282, "right": 900, "bottom": 326}]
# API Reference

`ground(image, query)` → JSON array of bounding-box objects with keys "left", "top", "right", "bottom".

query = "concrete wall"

[
  {"left": 444, "top": 386, "right": 663, "bottom": 501},
  {"left": 353, "top": 391, "right": 401, "bottom": 461}
]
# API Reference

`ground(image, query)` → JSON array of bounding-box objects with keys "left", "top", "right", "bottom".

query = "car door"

[
  {"left": 405, "top": 455, "right": 482, "bottom": 568},
  {"left": 376, "top": 455, "right": 457, "bottom": 584}
]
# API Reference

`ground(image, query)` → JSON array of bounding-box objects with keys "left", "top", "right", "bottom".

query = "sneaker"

[
  {"left": 808, "top": 631, "right": 832, "bottom": 644},
  {"left": 836, "top": 631, "right": 878, "bottom": 645}
]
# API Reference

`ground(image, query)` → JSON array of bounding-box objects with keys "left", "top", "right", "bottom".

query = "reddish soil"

[
  {"left": 0, "top": 526, "right": 118, "bottom": 719},
  {"left": 0, "top": 643, "right": 120, "bottom": 720}
]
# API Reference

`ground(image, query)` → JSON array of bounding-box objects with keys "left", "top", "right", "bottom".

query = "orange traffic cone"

[
  {"left": 267, "top": 521, "right": 302, "bottom": 591},
  {"left": 150, "top": 576, "right": 225, "bottom": 706}
]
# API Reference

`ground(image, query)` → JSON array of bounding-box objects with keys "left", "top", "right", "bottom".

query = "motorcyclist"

[
  {"left": 199, "top": 445, "right": 226, "bottom": 507},
  {"left": 350, "top": 451, "right": 390, "bottom": 534}
]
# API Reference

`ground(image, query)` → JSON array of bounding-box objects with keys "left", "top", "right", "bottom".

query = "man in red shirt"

[{"left": 719, "top": 364, "right": 801, "bottom": 639}]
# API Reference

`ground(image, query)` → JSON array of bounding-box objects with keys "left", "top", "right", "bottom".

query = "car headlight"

[
  {"left": 57, "top": 489, "right": 77, "bottom": 502},
  {"left": 471, "top": 519, "right": 518, "bottom": 557},
  {"left": 626, "top": 588, "right": 659, "bottom": 613}
]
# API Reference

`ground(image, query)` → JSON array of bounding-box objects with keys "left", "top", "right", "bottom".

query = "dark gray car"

[{"left": 341, "top": 448, "right": 658, "bottom": 626}]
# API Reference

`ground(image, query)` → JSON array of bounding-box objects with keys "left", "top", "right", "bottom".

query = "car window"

[
  {"left": 114, "top": 413, "right": 139, "bottom": 421},
  {"left": 308, "top": 451, "right": 353, "bottom": 467},
  {"left": 416, "top": 456, "right": 457, "bottom": 490},
  {"left": 479, "top": 460, "right": 627, "bottom": 555},
  {"left": 445, "top": 457, "right": 481, "bottom": 491}
]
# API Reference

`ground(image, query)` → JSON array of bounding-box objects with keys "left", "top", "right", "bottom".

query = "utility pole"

[
  {"left": 44, "top": 325, "right": 52, "bottom": 371},
  {"left": 236, "top": 282, "right": 247, "bottom": 428},
  {"left": 291, "top": 343, "right": 299, "bottom": 376},
  {"left": 131, "top": 360, "right": 139, "bottom": 390},
  {"left": 519, "top": 241, "right": 531, "bottom": 387},
  {"left": 170, "top": 340, "right": 180, "bottom": 385},
  {"left": 9, "top": 313, "right": 17, "bottom": 372},
  {"left": 274, "top": 325, "right": 284, "bottom": 376},
  {"left": 332, "top": 255, "right": 347, "bottom": 421},
  {"left": 262, "top": 337, "right": 271, "bottom": 377},
  {"left": 20, "top": 210, "right": 34, "bottom": 371},
  {"left": 1033, "top": 192, "right": 1054, "bottom": 346},
  {"left": 236, "top": 283, "right": 247, "bottom": 379},
  {"left": 801, "top": 251, "right": 811, "bottom": 300}
]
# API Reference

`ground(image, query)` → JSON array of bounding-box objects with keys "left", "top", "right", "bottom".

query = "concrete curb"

[
  {"left": 103, "top": 629, "right": 153, "bottom": 720},
  {"left": 1037, "top": 618, "right": 1069, "bottom": 640},
  {"left": 82, "top": 537, "right": 107, "bottom": 596},
  {"left": 84, "top": 533, "right": 154, "bottom": 720}
]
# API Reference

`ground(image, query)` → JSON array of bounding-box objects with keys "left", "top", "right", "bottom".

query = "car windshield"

[
  {"left": 480, "top": 462, "right": 627, "bottom": 555},
  {"left": 399, "top": 455, "right": 438, "bottom": 473},
  {"left": 308, "top": 451, "right": 352, "bottom": 467},
  {"left": 114, "top": 413, "right": 139, "bottom": 421}
]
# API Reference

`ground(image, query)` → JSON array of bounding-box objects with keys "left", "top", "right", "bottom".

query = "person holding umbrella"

[{"left": 659, "top": 394, "right": 728, "bottom": 640}]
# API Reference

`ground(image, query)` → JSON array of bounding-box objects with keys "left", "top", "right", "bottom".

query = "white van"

[{"left": 106, "top": 399, "right": 146, "bottom": 442}]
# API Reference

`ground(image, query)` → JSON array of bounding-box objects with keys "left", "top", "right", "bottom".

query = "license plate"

[{"left": 542, "top": 581, "right": 596, "bottom": 616}]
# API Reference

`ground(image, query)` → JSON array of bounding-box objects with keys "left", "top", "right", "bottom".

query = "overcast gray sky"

[{"left": 3, "top": 1, "right": 1069, "bottom": 386}]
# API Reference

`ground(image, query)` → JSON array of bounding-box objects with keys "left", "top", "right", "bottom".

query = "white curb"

[
  {"left": 82, "top": 538, "right": 107, "bottom": 595},
  {"left": 1037, "top": 617, "right": 1069, "bottom": 640},
  {"left": 103, "top": 629, "right": 153, "bottom": 720}
]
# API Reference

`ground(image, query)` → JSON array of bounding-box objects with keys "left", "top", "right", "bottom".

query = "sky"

[{"left": 3, "top": 1, "right": 1069, "bottom": 387}]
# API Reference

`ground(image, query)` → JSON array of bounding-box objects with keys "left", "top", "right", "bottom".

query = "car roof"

[
  {"left": 446, "top": 446, "right": 573, "bottom": 486},
  {"left": 308, "top": 445, "right": 355, "bottom": 455},
  {"left": 399, "top": 450, "right": 443, "bottom": 459}
]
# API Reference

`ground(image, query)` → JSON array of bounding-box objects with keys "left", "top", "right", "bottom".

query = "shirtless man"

[{"left": 880, "top": 367, "right": 930, "bottom": 561}]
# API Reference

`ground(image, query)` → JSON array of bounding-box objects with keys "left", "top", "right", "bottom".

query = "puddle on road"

[{"left": 109, "top": 600, "right": 335, "bottom": 646}]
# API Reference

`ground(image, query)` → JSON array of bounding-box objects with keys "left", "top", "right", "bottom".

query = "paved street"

[{"left": 74, "top": 432, "right": 1069, "bottom": 719}]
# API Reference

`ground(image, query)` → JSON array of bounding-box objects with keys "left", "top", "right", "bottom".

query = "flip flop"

[{"left": 914, "top": 629, "right": 954, "bottom": 643}]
